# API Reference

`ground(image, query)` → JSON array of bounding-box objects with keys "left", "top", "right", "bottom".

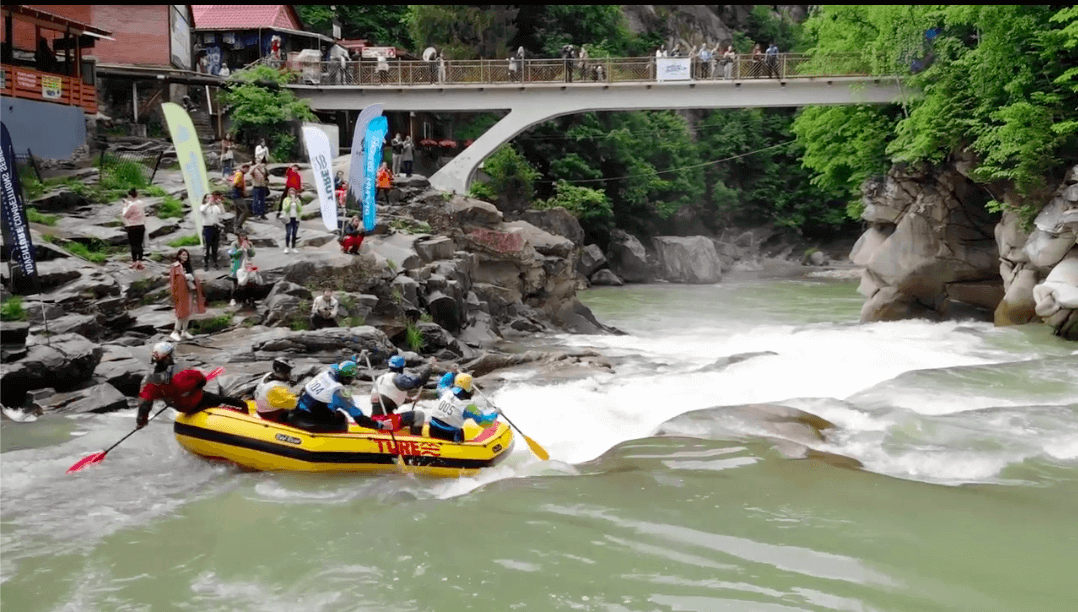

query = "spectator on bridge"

[
  {"left": 516, "top": 46, "right": 526, "bottom": 81},
  {"left": 423, "top": 46, "right": 438, "bottom": 84},
  {"left": 377, "top": 53, "right": 390, "bottom": 84},
  {"left": 578, "top": 45, "right": 589, "bottom": 81},
  {"left": 402, "top": 136, "right": 415, "bottom": 177},
  {"left": 751, "top": 44, "right": 764, "bottom": 78},
  {"left": 561, "top": 44, "right": 575, "bottom": 83},
  {"left": 723, "top": 45, "right": 736, "bottom": 80},
  {"left": 766, "top": 43, "right": 780, "bottom": 78},
  {"left": 697, "top": 44, "right": 711, "bottom": 80},
  {"left": 438, "top": 51, "right": 447, "bottom": 83}
]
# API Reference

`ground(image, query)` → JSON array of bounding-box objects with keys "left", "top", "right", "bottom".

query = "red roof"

[{"left": 191, "top": 5, "right": 302, "bottom": 31}]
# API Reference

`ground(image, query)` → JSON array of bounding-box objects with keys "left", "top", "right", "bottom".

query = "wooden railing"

[
  {"left": 246, "top": 54, "right": 877, "bottom": 87},
  {"left": 1, "top": 64, "right": 97, "bottom": 114}
]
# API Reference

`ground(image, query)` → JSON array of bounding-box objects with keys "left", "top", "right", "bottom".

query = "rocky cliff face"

[{"left": 849, "top": 161, "right": 1078, "bottom": 339}]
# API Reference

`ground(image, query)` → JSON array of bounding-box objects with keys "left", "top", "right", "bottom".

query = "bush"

[
  {"left": 404, "top": 321, "right": 425, "bottom": 352},
  {"left": 1, "top": 296, "right": 26, "bottom": 321},
  {"left": 144, "top": 185, "right": 168, "bottom": 197},
  {"left": 168, "top": 235, "right": 201, "bottom": 247},
  {"left": 19, "top": 166, "right": 45, "bottom": 200},
  {"left": 157, "top": 197, "right": 185, "bottom": 219},
  {"left": 26, "top": 207, "right": 58, "bottom": 226},
  {"left": 389, "top": 218, "right": 433, "bottom": 234}
]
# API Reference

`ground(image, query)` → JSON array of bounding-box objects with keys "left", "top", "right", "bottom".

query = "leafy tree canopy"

[
  {"left": 794, "top": 5, "right": 1078, "bottom": 215},
  {"left": 295, "top": 5, "right": 412, "bottom": 49}
]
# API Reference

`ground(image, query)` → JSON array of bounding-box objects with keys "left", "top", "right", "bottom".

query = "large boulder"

[
  {"left": 590, "top": 269, "right": 624, "bottom": 286},
  {"left": 652, "top": 236, "right": 723, "bottom": 284},
  {"left": 518, "top": 208, "right": 585, "bottom": 245},
  {"left": 503, "top": 220, "right": 574, "bottom": 259},
  {"left": 849, "top": 224, "right": 893, "bottom": 266},
  {"left": 0, "top": 333, "right": 103, "bottom": 407},
  {"left": 577, "top": 244, "right": 607, "bottom": 277},
  {"left": 34, "top": 382, "right": 129, "bottom": 414},
  {"left": 447, "top": 195, "right": 503, "bottom": 227},
  {"left": 857, "top": 165, "right": 999, "bottom": 322},
  {"left": 607, "top": 229, "right": 651, "bottom": 283}
]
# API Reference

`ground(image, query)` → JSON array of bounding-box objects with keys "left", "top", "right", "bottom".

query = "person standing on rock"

[
  {"left": 136, "top": 341, "right": 247, "bottom": 429},
  {"left": 199, "top": 193, "right": 224, "bottom": 270},
  {"left": 121, "top": 188, "right": 146, "bottom": 270},
  {"left": 255, "top": 138, "right": 269, "bottom": 165},
  {"left": 250, "top": 160, "right": 269, "bottom": 220},
  {"left": 231, "top": 163, "right": 250, "bottom": 230},
  {"left": 391, "top": 133, "right": 404, "bottom": 175},
  {"left": 254, "top": 357, "right": 296, "bottom": 423},
  {"left": 276, "top": 187, "right": 302, "bottom": 254},
  {"left": 169, "top": 249, "right": 206, "bottom": 342},
  {"left": 220, "top": 134, "right": 235, "bottom": 179},
  {"left": 402, "top": 135, "right": 415, "bottom": 177},
  {"left": 227, "top": 231, "right": 256, "bottom": 308},
  {"left": 309, "top": 289, "right": 340, "bottom": 329},
  {"left": 376, "top": 161, "right": 393, "bottom": 205}
]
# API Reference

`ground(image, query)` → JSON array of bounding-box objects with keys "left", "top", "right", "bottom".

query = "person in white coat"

[{"left": 199, "top": 193, "right": 225, "bottom": 270}]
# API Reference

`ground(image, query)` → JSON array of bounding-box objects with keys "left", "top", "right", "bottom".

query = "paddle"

[
  {"left": 66, "top": 366, "right": 225, "bottom": 474},
  {"left": 475, "top": 387, "right": 549, "bottom": 461},
  {"left": 361, "top": 354, "right": 408, "bottom": 471}
]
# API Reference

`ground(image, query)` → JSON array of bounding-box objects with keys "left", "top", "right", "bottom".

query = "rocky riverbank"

[
  {"left": 851, "top": 161, "right": 1078, "bottom": 340},
  {"left": 2, "top": 135, "right": 856, "bottom": 416}
]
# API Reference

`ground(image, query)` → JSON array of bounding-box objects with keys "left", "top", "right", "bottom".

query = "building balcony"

[{"left": 2, "top": 63, "right": 97, "bottom": 115}]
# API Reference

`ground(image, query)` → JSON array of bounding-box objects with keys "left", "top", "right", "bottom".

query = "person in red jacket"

[
  {"left": 282, "top": 164, "right": 302, "bottom": 209},
  {"left": 135, "top": 342, "right": 246, "bottom": 428}
]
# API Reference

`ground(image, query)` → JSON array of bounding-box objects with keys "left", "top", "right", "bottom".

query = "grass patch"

[
  {"left": 1, "top": 296, "right": 27, "bottom": 321},
  {"left": 157, "top": 196, "right": 185, "bottom": 219},
  {"left": 144, "top": 185, "right": 168, "bottom": 197},
  {"left": 419, "top": 313, "right": 433, "bottom": 323},
  {"left": 19, "top": 166, "right": 45, "bottom": 200},
  {"left": 65, "top": 239, "right": 114, "bottom": 264},
  {"left": 404, "top": 320, "right": 425, "bottom": 353},
  {"left": 149, "top": 252, "right": 166, "bottom": 262},
  {"left": 289, "top": 318, "right": 310, "bottom": 331},
  {"left": 390, "top": 218, "right": 433, "bottom": 234},
  {"left": 99, "top": 154, "right": 149, "bottom": 192},
  {"left": 168, "top": 235, "right": 201, "bottom": 247},
  {"left": 340, "top": 315, "right": 366, "bottom": 327},
  {"left": 26, "top": 207, "right": 58, "bottom": 226},
  {"left": 139, "top": 289, "right": 169, "bottom": 306},
  {"left": 189, "top": 314, "right": 232, "bottom": 335}
]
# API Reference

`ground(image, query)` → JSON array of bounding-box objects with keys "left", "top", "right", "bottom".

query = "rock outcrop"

[
  {"left": 652, "top": 236, "right": 723, "bottom": 284},
  {"left": 851, "top": 164, "right": 1000, "bottom": 322}
]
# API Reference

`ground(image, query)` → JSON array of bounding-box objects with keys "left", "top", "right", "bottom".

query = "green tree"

[
  {"left": 220, "top": 65, "right": 315, "bottom": 159},
  {"left": 513, "top": 6, "right": 640, "bottom": 57},
  {"left": 405, "top": 5, "right": 518, "bottom": 59},
  {"left": 536, "top": 180, "right": 614, "bottom": 239},
  {"left": 795, "top": 5, "right": 1078, "bottom": 219},
  {"left": 469, "top": 144, "right": 539, "bottom": 211},
  {"left": 295, "top": 5, "right": 413, "bottom": 49}
]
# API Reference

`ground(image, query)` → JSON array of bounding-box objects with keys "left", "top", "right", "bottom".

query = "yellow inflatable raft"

[{"left": 174, "top": 403, "right": 515, "bottom": 477}]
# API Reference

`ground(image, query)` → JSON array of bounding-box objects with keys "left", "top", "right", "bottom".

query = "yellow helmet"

[
  {"left": 454, "top": 373, "right": 473, "bottom": 392},
  {"left": 266, "top": 386, "right": 297, "bottom": 410}
]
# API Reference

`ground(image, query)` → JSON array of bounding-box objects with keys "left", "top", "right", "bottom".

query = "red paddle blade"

[
  {"left": 207, "top": 367, "right": 225, "bottom": 380},
  {"left": 66, "top": 451, "right": 107, "bottom": 474}
]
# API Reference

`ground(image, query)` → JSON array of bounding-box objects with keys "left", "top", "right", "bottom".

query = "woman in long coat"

[{"left": 169, "top": 248, "right": 206, "bottom": 341}]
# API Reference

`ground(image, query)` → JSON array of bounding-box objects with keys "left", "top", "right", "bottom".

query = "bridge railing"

[{"left": 263, "top": 54, "right": 876, "bottom": 87}]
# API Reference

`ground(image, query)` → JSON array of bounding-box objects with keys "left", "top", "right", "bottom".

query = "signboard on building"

[
  {"left": 41, "top": 76, "right": 62, "bottom": 100},
  {"left": 14, "top": 70, "right": 37, "bottom": 91},
  {"left": 170, "top": 5, "right": 192, "bottom": 70},
  {"left": 656, "top": 57, "right": 692, "bottom": 81},
  {"left": 361, "top": 46, "right": 396, "bottom": 59}
]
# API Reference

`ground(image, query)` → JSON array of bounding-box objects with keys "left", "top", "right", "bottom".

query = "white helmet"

[{"left": 151, "top": 341, "right": 175, "bottom": 363}]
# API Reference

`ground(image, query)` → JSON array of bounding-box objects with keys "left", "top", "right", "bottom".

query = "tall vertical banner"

[
  {"left": 0, "top": 122, "right": 38, "bottom": 283},
  {"left": 362, "top": 116, "right": 388, "bottom": 232},
  {"left": 302, "top": 126, "right": 337, "bottom": 231},
  {"left": 345, "top": 103, "right": 383, "bottom": 214},
  {"left": 161, "top": 102, "right": 207, "bottom": 244}
]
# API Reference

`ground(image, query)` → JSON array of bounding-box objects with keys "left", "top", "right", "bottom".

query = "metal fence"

[
  {"left": 98, "top": 148, "right": 165, "bottom": 187},
  {"left": 264, "top": 54, "right": 876, "bottom": 87}
]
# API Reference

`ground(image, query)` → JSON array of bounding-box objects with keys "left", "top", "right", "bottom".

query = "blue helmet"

[{"left": 388, "top": 355, "right": 406, "bottom": 371}]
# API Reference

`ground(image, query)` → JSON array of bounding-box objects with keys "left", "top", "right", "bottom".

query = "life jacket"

[
  {"left": 428, "top": 388, "right": 474, "bottom": 430},
  {"left": 372, "top": 372, "right": 409, "bottom": 409},
  {"left": 254, "top": 373, "right": 290, "bottom": 414},
  {"left": 301, "top": 369, "right": 343, "bottom": 407}
]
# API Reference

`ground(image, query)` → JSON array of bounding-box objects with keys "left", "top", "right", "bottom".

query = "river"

[{"left": 2, "top": 275, "right": 1077, "bottom": 611}]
